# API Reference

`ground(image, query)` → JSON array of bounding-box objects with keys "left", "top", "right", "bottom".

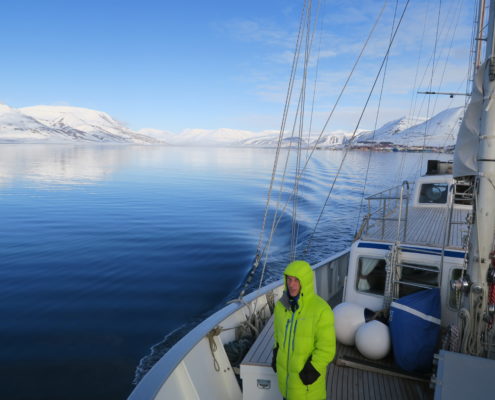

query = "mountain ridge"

[{"left": 0, "top": 104, "right": 464, "bottom": 150}]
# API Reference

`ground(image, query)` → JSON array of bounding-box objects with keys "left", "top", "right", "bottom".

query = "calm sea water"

[{"left": 0, "top": 145, "right": 450, "bottom": 400}]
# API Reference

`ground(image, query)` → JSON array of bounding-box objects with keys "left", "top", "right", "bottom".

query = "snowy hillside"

[
  {"left": 0, "top": 104, "right": 61, "bottom": 142},
  {"left": 390, "top": 107, "right": 463, "bottom": 148},
  {"left": 355, "top": 116, "right": 426, "bottom": 143},
  {"left": 138, "top": 127, "right": 355, "bottom": 148},
  {"left": 0, "top": 105, "right": 159, "bottom": 144},
  {"left": 138, "top": 127, "right": 272, "bottom": 146},
  {"left": 139, "top": 108, "right": 462, "bottom": 150},
  {"left": 0, "top": 103, "right": 465, "bottom": 150},
  {"left": 353, "top": 107, "right": 463, "bottom": 149}
]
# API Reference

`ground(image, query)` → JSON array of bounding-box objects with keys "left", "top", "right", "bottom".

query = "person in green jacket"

[{"left": 272, "top": 260, "right": 336, "bottom": 400}]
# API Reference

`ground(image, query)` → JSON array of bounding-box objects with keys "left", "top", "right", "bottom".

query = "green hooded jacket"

[{"left": 273, "top": 260, "right": 336, "bottom": 400}]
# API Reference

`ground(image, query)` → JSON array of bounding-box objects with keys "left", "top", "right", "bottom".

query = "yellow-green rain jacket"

[{"left": 273, "top": 260, "right": 336, "bottom": 400}]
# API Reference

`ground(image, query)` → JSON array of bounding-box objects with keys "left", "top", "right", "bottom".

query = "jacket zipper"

[
  {"left": 285, "top": 312, "right": 295, "bottom": 398},
  {"left": 283, "top": 318, "right": 290, "bottom": 348},
  {"left": 292, "top": 320, "right": 298, "bottom": 352}
]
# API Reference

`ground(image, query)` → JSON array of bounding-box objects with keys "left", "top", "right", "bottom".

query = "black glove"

[
  {"left": 299, "top": 357, "right": 320, "bottom": 385},
  {"left": 271, "top": 345, "right": 278, "bottom": 372}
]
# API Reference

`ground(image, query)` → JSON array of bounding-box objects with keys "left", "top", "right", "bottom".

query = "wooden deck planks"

[
  {"left": 326, "top": 343, "right": 432, "bottom": 400},
  {"left": 242, "top": 315, "right": 274, "bottom": 366},
  {"left": 242, "top": 308, "right": 432, "bottom": 400},
  {"left": 363, "top": 206, "right": 469, "bottom": 249}
]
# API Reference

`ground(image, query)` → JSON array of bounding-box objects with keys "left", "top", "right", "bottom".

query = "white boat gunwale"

[{"left": 129, "top": 248, "right": 351, "bottom": 400}]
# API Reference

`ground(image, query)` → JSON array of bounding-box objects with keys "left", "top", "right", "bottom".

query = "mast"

[
  {"left": 475, "top": 0, "right": 487, "bottom": 70},
  {"left": 465, "top": 0, "right": 495, "bottom": 355}
]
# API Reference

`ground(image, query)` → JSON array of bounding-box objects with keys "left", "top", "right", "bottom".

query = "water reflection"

[
  {"left": 0, "top": 145, "right": 138, "bottom": 186},
  {"left": 0, "top": 145, "right": 282, "bottom": 187}
]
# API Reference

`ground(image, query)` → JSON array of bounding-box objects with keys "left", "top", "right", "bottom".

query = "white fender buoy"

[
  {"left": 333, "top": 302, "right": 366, "bottom": 346},
  {"left": 355, "top": 320, "right": 391, "bottom": 360}
]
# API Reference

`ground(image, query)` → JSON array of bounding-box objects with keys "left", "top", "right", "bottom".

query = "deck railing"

[{"left": 356, "top": 181, "right": 411, "bottom": 242}]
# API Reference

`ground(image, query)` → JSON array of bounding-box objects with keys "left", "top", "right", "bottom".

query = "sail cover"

[
  {"left": 453, "top": 61, "right": 484, "bottom": 177},
  {"left": 389, "top": 288, "right": 441, "bottom": 372}
]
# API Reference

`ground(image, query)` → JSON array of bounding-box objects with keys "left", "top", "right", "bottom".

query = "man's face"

[{"left": 286, "top": 275, "right": 301, "bottom": 297}]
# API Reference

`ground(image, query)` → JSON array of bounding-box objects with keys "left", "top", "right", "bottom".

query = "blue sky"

[{"left": 0, "top": 0, "right": 476, "bottom": 133}]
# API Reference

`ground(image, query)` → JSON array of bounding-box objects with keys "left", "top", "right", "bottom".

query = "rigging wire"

[
  {"left": 438, "top": 78, "right": 470, "bottom": 150},
  {"left": 291, "top": 0, "right": 314, "bottom": 260},
  {"left": 256, "top": 0, "right": 388, "bottom": 288},
  {"left": 430, "top": 0, "right": 465, "bottom": 139},
  {"left": 239, "top": 0, "right": 309, "bottom": 298},
  {"left": 304, "top": 0, "right": 411, "bottom": 256},
  {"left": 355, "top": 0, "right": 399, "bottom": 234},
  {"left": 306, "top": 1, "right": 326, "bottom": 161},
  {"left": 400, "top": 0, "right": 469, "bottom": 166},
  {"left": 407, "top": 1, "right": 464, "bottom": 144},
  {"left": 418, "top": 0, "right": 443, "bottom": 175},
  {"left": 396, "top": 0, "right": 432, "bottom": 185},
  {"left": 416, "top": 0, "right": 467, "bottom": 153},
  {"left": 291, "top": 0, "right": 323, "bottom": 260},
  {"left": 251, "top": 0, "right": 322, "bottom": 293}
]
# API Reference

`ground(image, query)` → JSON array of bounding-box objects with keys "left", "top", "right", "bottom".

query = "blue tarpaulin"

[{"left": 389, "top": 288, "right": 441, "bottom": 372}]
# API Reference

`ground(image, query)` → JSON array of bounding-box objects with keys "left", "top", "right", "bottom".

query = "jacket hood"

[{"left": 284, "top": 260, "right": 315, "bottom": 300}]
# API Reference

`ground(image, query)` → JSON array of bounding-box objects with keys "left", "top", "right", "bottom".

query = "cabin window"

[
  {"left": 419, "top": 183, "right": 448, "bottom": 204},
  {"left": 397, "top": 263, "right": 439, "bottom": 297},
  {"left": 356, "top": 257, "right": 386, "bottom": 295}
]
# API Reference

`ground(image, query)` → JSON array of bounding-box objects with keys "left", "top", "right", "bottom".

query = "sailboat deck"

[
  {"left": 328, "top": 344, "right": 432, "bottom": 400},
  {"left": 241, "top": 315, "right": 432, "bottom": 400},
  {"left": 361, "top": 206, "right": 469, "bottom": 249}
]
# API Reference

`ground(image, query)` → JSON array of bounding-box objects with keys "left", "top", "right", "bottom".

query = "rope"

[
  {"left": 383, "top": 243, "right": 400, "bottom": 311},
  {"left": 441, "top": 323, "right": 461, "bottom": 352},
  {"left": 207, "top": 326, "right": 223, "bottom": 372},
  {"left": 207, "top": 299, "right": 272, "bottom": 373},
  {"left": 489, "top": 284, "right": 495, "bottom": 329},
  {"left": 460, "top": 181, "right": 489, "bottom": 356}
]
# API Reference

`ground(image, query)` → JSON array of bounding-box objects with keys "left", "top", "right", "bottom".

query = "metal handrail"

[
  {"left": 357, "top": 181, "right": 412, "bottom": 241},
  {"left": 366, "top": 183, "right": 410, "bottom": 200}
]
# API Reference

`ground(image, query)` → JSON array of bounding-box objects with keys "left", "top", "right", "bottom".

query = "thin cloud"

[
  {"left": 222, "top": 0, "right": 472, "bottom": 132},
  {"left": 222, "top": 19, "right": 295, "bottom": 48}
]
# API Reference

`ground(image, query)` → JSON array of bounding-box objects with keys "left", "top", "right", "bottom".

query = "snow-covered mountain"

[
  {"left": 0, "top": 103, "right": 465, "bottom": 150},
  {"left": 353, "top": 107, "right": 463, "bottom": 149},
  {"left": 138, "top": 127, "right": 274, "bottom": 146},
  {"left": 355, "top": 116, "right": 426, "bottom": 143},
  {"left": 0, "top": 105, "right": 159, "bottom": 144},
  {"left": 0, "top": 104, "right": 60, "bottom": 142},
  {"left": 389, "top": 107, "right": 463, "bottom": 148},
  {"left": 138, "top": 127, "right": 358, "bottom": 148}
]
